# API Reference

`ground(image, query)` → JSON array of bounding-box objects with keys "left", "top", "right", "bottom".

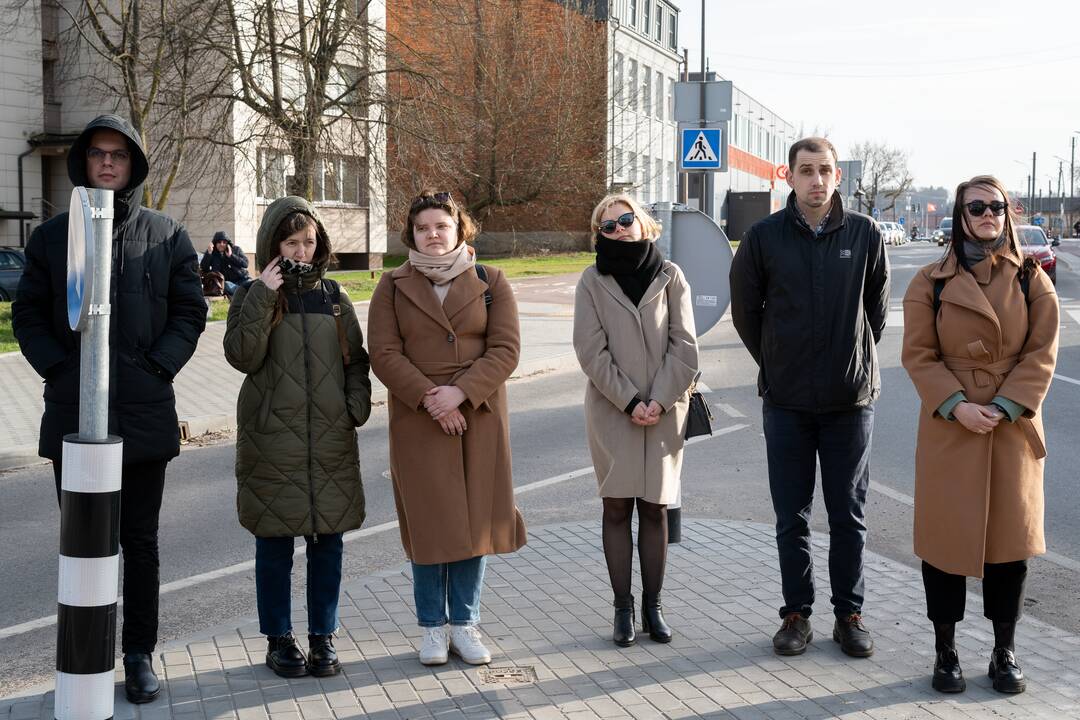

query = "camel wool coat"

[
  {"left": 367, "top": 261, "right": 527, "bottom": 565},
  {"left": 902, "top": 251, "right": 1058, "bottom": 578},
  {"left": 573, "top": 260, "right": 699, "bottom": 504}
]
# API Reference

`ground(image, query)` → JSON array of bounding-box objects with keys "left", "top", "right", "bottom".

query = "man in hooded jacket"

[
  {"left": 200, "top": 230, "right": 252, "bottom": 296},
  {"left": 12, "top": 115, "right": 206, "bottom": 703}
]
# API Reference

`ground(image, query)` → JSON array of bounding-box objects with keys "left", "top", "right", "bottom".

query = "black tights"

[{"left": 602, "top": 497, "right": 668, "bottom": 600}]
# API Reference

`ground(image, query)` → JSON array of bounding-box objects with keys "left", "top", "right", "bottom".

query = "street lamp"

[{"left": 854, "top": 178, "right": 866, "bottom": 213}]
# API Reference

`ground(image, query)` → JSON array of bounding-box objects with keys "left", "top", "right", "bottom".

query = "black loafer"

[
  {"left": 988, "top": 647, "right": 1026, "bottom": 694},
  {"left": 932, "top": 648, "right": 966, "bottom": 693},
  {"left": 266, "top": 633, "right": 308, "bottom": 678},
  {"left": 833, "top": 613, "right": 874, "bottom": 658},
  {"left": 308, "top": 634, "right": 341, "bottom": 677},
  {"left": 122, "top": 653, "right": 160, "bottom": 704},
  {"left": 773, "top": 613, "right": 812, "bottom": 656}
]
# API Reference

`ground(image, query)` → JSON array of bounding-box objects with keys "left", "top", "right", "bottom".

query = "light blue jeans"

[{"left": 411, "top": 556, "right": 487, "bottom": 627}]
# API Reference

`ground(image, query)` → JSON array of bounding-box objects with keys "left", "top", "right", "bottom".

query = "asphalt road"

[{"left": 2, "top": 241, "right": 1079, "bottom": 699}]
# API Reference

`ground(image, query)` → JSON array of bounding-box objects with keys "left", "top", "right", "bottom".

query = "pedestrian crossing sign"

[{"left": 680, "top": 128, "right": 724, "bottom": 171}]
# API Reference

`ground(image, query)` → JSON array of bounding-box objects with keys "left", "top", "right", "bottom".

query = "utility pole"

[{"left": 1031, "top": 151, "right": 1037, "bottom": 222}]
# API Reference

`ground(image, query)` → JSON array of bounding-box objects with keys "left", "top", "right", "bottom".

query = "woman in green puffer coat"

[{"left": 224, "top": 196, "right": 371, "bottom": 680}]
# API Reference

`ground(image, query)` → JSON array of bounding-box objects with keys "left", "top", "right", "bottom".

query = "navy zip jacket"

[{"left": 729, "top": 191, "right": 890, "bottom": 412}]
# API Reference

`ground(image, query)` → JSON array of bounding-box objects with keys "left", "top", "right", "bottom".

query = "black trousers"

[
  {"left": 53, "top": 458, "right": 169, "bottom": 655},
  {"left": 922, "top": 560, "right": 1028, "bottom": 624}
]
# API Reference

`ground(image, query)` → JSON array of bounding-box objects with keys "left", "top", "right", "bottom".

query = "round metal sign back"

[
  {"left": 660, "top": 206, "right": 734, "bottom": 336},
  {"left": 67, "top": 186, "right": 95, "bottom": 331}
]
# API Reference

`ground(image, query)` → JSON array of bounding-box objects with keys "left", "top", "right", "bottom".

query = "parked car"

[
  {"left": 0, "top": 248, "right": 26, "bottom": 301},
  {"left": 1016, "top": 224, "right": 1058, "bottom": 285},
  {"left": 878, "top": 221, "right": 903, "bottom": 245},
  {"left": 934, "top": 218, "right": 953, "bottom": 246}
]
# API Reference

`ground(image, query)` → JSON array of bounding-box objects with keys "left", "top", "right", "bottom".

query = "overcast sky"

[{"left": 680, "top": 0, "right": 1079, "bottom": 198}]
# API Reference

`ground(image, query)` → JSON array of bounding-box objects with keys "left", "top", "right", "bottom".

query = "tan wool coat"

[
  {"left": 902, "top": 251, "right": 1058, "bottom": 578},
  {"left": 367, "top": 261, "right": 527, "bottom": 565},
  {"left": 573, "top": 261, "right": 699, "bottom": 504}
]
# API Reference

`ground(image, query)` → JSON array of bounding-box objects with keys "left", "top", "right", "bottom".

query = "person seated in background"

[{"left": 200, "top": 231, "right": 252, "bottom": 296}]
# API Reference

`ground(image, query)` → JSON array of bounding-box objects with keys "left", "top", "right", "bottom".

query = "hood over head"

[
  {"left": 67, "top": 115, "right": 149, "bottom": 224},
  {"left": 212, "top": 230, "right": 232, "bottom": 246},
  {"left": 255, "top": 196, "right": 332, "bottom": 283}
]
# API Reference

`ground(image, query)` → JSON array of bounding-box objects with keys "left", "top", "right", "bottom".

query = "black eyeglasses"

[
  {"left": 86, "top": 147, "right": 131, "bottom": 163},
  {"left": 964, "top": 200, "right": 1008, "bottom": 217},
  {"left": 598, "top": 212, "right": 636, "bottom": 235},
  {"left": 411, "top": 191, "right": 453, "bottom": 208}
]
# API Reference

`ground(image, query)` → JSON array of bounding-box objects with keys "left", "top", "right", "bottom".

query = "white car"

[{"left": 877, "top": 221, "right": 903, "bottom": 245}]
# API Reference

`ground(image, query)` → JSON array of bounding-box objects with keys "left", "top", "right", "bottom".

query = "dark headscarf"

[{"left": 595, "top": 236, "right": 663, "bottom": 306}]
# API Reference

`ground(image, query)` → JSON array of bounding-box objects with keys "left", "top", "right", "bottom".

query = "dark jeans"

[
  {"left": 761, "top": 400, "right": 874, "bottom": 619},
  {"left": 255, "top": 533, "right": 344, "bottom": 637},
  {"left": 52, "top": 458, "right": 167, "bottom": 655},
  {"left": 922, "top": 560, "right": 1028, "bottom": 623}
]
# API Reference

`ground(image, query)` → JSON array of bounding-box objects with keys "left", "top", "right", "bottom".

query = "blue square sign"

[{"left": 681, "top": 128, "right": 722, "bottom": 170}]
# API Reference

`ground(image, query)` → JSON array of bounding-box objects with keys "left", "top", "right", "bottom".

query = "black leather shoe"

[
  {"left": 833, "top": 613, "right": 874, "bottom": 658},
  {"left": 266, "top": 633, "right": 308, "bottom": 678},
  {"left": 988, "top": 647, "right": 1026, "bottom": 694},
  {"left": 932, "top": 648, "right": 966, "bottom": 693},
  {"left": 308, "top": 634, "right": 341, "bottom": 677},
  {"left": 641, "top": 593, "right": 672, "bottom": 643},
  {"left": 122, "top": 653, "right": 160, "bottom": 704},
  {"left": 773, "top": 613, "right": 812, "bottom": 656},
  {"left": 613, "top": 596, "right": 636, "bottom": 647}
]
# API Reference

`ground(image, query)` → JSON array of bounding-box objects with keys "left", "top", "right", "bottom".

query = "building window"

[
  {"left": 668, "top": 13, "right": 677, "bottom": 49},
  {"left": 643, "top": 1, "right": 651, "bottom": 36},
  {"left": 655, "top": 6, "right": 664, "bottom": 42},
  {"left": 314, "top": 155, "right": 368, "bottom": 205},
  {"left": 667, "top": 77, "right": 675, "bottom": 122},
  {"left": 629, "top": 0, "right": 638, "bottom": 28},
  {"left": 258, "top": 148, "right": 289, "bottom": 200},
  {"left": 642, "top": 65, "right": 651, "bottom": 116},
  {"left": 667, "top": 161, "right": 675, "bottom": 200},
  {"left": 613, "top": 51, "right": 624, "bottom": 105},
  {"left": 614, "top": 147, "right": 623, "bottom": 182},
  {"left": 628, "top": 59, "right": 638, "bottom": 110},
  {"left": 628, "top": 151, "right": 637, "bottom": 191},
  {"left": 655, "top": 70, "right": 663, "bottom": 121},
  {"left": 655, "top": 157, "right": 663, "bottom": 202},
  {"left": 642, "top": 153, "right": 651, "bottom": 203}
]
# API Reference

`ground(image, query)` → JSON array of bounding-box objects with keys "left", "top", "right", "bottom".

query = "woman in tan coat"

[
  {"left": 368, "top": 190, "right": 526, "bottom": 668},
  {"left": 902, "top": 175, "right": 1058, "bottom": 695},
  {"left": 573, "top": 193, "right": 699, "bottom": 647}
]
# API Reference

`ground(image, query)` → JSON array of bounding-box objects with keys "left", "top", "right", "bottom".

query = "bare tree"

[
  {"left": 214, "top": 0, "right": 390, "bottom": 200},
  {"left": 385, "top": 0, "right": 607, "bottom": 229},
  {"left": 848, "top": 141, "right": 914, "bottom": 215}
]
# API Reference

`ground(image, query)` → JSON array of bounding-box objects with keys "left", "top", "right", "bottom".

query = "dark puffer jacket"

[
  {"left": 12, "top": 114, "right": 206, "bottom": 463},
  {"left": 224, "top": 196, "right": 371, "bottom": 537}
]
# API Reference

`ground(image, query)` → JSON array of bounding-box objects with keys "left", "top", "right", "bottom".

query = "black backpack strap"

[
  {"left": 321, "top": 279, "right": 350, "bottom": 365},
  {"left": 932, "top": 277, "right": 944, "bottom": 314},
  {"left": 475, "top": 264, "right": 493, "bottom": 306}
]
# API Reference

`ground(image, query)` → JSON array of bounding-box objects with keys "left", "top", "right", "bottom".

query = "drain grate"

[{"left": 478, "top": 665, "right": 537, "bottom": 684}]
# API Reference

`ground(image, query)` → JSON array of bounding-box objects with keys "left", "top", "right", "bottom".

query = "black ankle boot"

[
  {"left": 308, "top": 634, "right": 341, "bottom": 677},
  {"left": 612, "top": 595, "right": 636, "bottom": 647},
  {"left": 641, "top": 592, "right": 672, "bottom": 643},
  {"left": 266, "top": 633, "right": 308, "bottom": 678},
  {"left": 122, "top": 653, "right": 160, "bottom": 704}
]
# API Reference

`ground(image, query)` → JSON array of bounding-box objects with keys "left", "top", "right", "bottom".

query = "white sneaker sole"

[
  {"left": 419, "top": 653, "right": 449, "bottom": 666},
  {"left": 450, "top": 647, "right": 491, "bottom": 665}
]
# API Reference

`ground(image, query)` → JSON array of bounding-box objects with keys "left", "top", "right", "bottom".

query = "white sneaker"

[
  {"left": 449, "top": 625, "right": 492, "bottom": 665},
  {"left": 418, "top": 626, "right": 449, "bottom": 666}
]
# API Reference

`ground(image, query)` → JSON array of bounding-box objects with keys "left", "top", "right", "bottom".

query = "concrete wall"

[{"left": 0, "top": 1, "right": 43, "bottom": 247}]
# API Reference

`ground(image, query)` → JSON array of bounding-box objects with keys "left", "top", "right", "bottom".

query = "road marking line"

[
  {"left": 0, "top": 423, "right": 751, "bottom": 640},
  {"left": 1054, "top": 373, "right": 1080, "bottom": 388},
  {"left": 716, "top": 403, "right": 745, "bottom": 418},
  {"left": 1066, "top": 309, "right": 1080, "bottom": 328}
]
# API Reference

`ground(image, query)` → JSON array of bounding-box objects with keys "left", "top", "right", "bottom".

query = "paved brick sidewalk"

[{"left": 4, "top": 520, "right": 1080, "bottom": 719}]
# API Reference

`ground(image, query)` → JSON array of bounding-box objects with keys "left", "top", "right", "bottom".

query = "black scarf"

[{"left": 595, "top": 236, "right": 664, "bottom": 306}]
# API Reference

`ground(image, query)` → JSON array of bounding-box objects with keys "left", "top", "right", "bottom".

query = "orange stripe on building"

[{"left": 728, "top": 145, "right": 776, "bottom": 182}]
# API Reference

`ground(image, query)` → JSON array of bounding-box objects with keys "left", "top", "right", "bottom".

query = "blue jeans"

[
  {"left": 255, "top": 534, "right": 343, "bottom": 636},
  {"left": 412, "top": 556, "right": 486, "bottom": 627},
  {"left": 224, "top": 280, "right": 239, "bottom": 296},
  {"left": 761, "top": 401, "right": 874, "bottom": 619}
]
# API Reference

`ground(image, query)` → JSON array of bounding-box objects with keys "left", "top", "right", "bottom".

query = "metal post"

[
  {"left": 696, "top": 0, "right": 706, "bottom": 216},
  {"left": 1031, "top": 152, "right": 1037, "bottom": 223},
  {"left": 56, "top": 187, "right": 123, "bottom": 720}
]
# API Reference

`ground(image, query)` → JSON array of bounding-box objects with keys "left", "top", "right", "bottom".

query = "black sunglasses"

[
  {"left": 598, "top": 212, "right": 636, "bottom": 235},
  {"left": 964, "top": 200, "right": 1008, "bottom": 217},
  {"left": 411, "top": 191, "right": 453, "bottom": 208}
]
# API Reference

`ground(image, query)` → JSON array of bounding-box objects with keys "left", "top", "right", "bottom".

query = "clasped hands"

[
  {"left": 630, "top": 400, "right": 664, "bottom": 427},
  {"left": 953, "top": 401, "right": 1002, "bottom": 435},
  {"left": 423, "top": 385, "right": 468, "bottom": 436}
]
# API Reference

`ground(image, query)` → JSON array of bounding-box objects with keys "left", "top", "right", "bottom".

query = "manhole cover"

[{"left": 478, "top": 665, "right": 537, "bottom": 684}]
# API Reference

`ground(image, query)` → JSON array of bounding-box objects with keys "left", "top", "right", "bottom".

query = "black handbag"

[{"left": 684, "top": 374, "right": 714, "bottom": 439}]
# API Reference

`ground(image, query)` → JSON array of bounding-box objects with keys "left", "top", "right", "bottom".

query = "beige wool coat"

[
  {"left": 367, "top": 262, "right": 527, "bottom": 565},
  {"left": 902, "top": 251, "right": 1058, "bottom": 578},
  {"left": 573, "top": 261, "right": 699, "bottom": 504}
]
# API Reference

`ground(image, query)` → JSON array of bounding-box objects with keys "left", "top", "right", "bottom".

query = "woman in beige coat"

[
  {"left": 368, "top": 191, "right": 526, "bottom": 668},
  {"left": 573, "top": 193, "right": 699, "bottom": 647},
  {"left": 902, "top": 175, "right": 1058, "bottom": 695}
]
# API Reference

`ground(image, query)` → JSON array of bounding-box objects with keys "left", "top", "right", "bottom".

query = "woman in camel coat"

[
  {"left": 902, "top": 175, "right": 1058, "bottom": 695},
  {"left": 367, "top": 190, "right": 525, "bottom": 669},
  {"left": 574, "top": 193, "right": 699, "bottom": 648}
]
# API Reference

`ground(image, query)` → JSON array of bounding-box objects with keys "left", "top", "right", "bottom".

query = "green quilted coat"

[{"left": 224, "top": 197, "right": 371, "bottom": 537}]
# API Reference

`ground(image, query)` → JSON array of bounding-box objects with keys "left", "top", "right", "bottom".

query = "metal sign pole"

[{"left": 56, "top": 187, "right": 123, "bottom": 720}]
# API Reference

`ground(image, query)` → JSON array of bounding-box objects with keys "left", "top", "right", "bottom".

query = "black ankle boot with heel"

[
  {"left": 641, "top": 592, "right": 672, "bottom": 643},
  {"left": 612, "top": 595, "right": 636, "bottom": 647}
]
